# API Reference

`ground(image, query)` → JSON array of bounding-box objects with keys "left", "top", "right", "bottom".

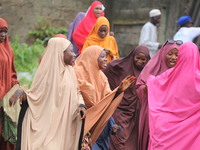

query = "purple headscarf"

[
  {"left": 67, "top": 12, "right": 85, "bottom": 56},
  {"left": 103, "top": 45, "right": 150, "bottom": 149}
]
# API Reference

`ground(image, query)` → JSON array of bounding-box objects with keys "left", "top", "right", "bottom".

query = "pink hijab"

[
  {"left": 147, "top": 42, "right": 200, "bottom": 150},
  {"left": 136, "top": 42, "right": 180, "bottom": 86},
  {"left": 136, "top": 41, "right": 181, "bottom": 150},
  {"left": 72, "top": 1, "right": 104, "bottom": 54}
]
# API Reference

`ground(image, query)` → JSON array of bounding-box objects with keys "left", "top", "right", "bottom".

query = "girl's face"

[
  {"left": 98, "top": 25, "right": 108, "bottom": 38},
  {"left": 165, "top": 48, "right": 178, "bottom": 68},
  {"left": 64, "top": 44, "right": 76, "bottom": 66},
  {"left": 134, "top": 52, "right": 148, "bottom": 70},
  {"left": 0, "top": 27, "right": 7, "bottom": 43},
  {"left": 93, "top": 5, "right": 103, "bottom": 17},
  {"left": 97, "top": 50, "right": 107, "bottom": 70}
]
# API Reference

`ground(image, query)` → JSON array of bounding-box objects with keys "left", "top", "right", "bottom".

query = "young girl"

[
  {"left": 72, "top": 1, "right": 105, "bottom": 54},
  {"left": 82, "top": 17, "right": 119, "bottom": 62}
]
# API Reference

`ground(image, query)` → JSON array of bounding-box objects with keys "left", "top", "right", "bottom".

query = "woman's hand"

[
  {"left": 9, "top": 89, "right": 26, "bottom": 106},
  {"left": 112, "top": 56, "right": 117, "bottom": 60},
  {"left": 112, "top": 124, "right": 119, "bottom": 133},
  {"left": 78, "top": 105, "right": 86, "bottom": 120},
  {"left": 119, "top": 75, "right": 136, "bottom": 92},
  {"left": 109, "top": 31, "right": 114, "bottom": 36}
]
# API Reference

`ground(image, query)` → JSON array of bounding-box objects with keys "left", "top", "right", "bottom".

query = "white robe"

[
  {"left": 139, "top": 22, "right": 160, "bottom": 57},
  {"left": 173, "top": 27, "right": 200, "bottom": 43}
]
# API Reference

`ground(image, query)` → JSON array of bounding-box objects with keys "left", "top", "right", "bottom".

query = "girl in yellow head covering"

[{"left": 82, "top": 17, "right": 119, "bottom": 62}]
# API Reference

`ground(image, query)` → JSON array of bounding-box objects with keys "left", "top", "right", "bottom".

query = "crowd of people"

[{"left": 1, "top": 0, "right": 200, "bottom": 150}]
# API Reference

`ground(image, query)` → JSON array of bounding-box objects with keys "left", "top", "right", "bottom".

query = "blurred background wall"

[{"left": 1, "top": 0, "right": 199, "bottom": 56}]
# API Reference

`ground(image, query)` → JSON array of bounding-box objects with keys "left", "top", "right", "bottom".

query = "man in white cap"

[{"left": 139, "top": 9, "right": 162, "bottom": 57}]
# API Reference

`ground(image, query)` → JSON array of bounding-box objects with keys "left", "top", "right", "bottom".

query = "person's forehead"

[
  {"left": 187, "top": 21, "right": 193, "bottom": 24},
  {"left": 99, "top": 25, "right": 108, "bottom": 29},
  {"left": 94, "top": 5, "right": 102, "bottom": 8},
  {"left": 153, "top": 15, "right": 161, "bottom": 19},
  {"left": 0, "top": 27, "right": 7, "bottom": 31}
]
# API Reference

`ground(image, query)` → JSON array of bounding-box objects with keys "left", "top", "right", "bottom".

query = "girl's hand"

[
  {"left": 78, "top": 105, "right": 86, "bottom": 120},
  {"left": 9, "top": 89, "right": 26, "bottom": 106},
  {"left": 119, "top": 75, "right": 136, "bottom": 92}
]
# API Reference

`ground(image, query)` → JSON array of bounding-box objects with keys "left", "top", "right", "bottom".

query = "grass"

[
  {"left": 11, "top": 36, "right": 45, "bottom": 87},
  {"left": 11, "top": 18, "right": 68, "bottom": 88}
]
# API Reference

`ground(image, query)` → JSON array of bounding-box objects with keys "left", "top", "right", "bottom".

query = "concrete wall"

[
  {"left": 0, "top": 0, "right": 199, "bottom": 56},
  {"left": 105, "top": 0, "right": 195, "bottom": 56},
  {"left": 0, "top": 0, "right": 93, "bottom": 41}
]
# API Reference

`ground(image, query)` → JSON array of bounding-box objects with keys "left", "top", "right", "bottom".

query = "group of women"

[
  {"left": 68, "top": 1, "right": 119, "bottom": 62},
  {"left": 1, "top": 1, "right": 200, "bottom": 150}
]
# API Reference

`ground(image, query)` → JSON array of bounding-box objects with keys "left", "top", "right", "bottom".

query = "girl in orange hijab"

[
  {"left": 82, "top": 17, "right": 119, "bottom": 62},
  {"left": 0, "top": 18, "right": 19, "bottom": 150}
]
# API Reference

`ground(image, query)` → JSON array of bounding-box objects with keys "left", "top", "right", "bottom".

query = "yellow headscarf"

[{"left": 82, "top": 17, "right": 119, "bottom": 62}]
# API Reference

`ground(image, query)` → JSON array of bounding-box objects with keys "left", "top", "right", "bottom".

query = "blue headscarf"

[{"left": 177, "top": 16, "right": 192, "bottom": 26}]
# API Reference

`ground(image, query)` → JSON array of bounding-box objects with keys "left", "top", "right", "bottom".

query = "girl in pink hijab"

[
  {"left": 136, "top": 40, "right": 181, "bottom": 150},
  {"left": 147, "top": 42, "right": 200, "bottom": 150},
  {"left": 72, "top": 1, "right": 104, "bottom": 54}
]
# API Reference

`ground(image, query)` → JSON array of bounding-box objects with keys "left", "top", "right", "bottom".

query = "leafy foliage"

[
  {"left": 12, "top": 36, "right": 44, "bottom": 72},
  {"left": 11, "top": 36, "right": 45, "bottom": 87},
  {"left": 11, "top": 18, "right": 68, "bottom": 87},
  {"left": 28, "top": 18, "right": 67, "bottom": 45}
]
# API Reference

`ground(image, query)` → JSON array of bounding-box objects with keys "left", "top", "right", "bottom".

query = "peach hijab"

[
  {"left": 74, "top": 45, "right": 123, "bottom": 144},
  {"left": 82, "top": 17, "right": 119, "bottom": 62},
  {"left": 21, "top": 38, "right": 84, "bottom": 150},
  {"left": 75, "top": 45, "right": 111, "bottom": 107}
]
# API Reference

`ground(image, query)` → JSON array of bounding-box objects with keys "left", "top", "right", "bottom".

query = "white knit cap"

[{"left": 149, "top": 9, "right": 161, "bottom": 17}]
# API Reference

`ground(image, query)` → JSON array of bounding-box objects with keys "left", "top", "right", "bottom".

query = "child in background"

[{"left": 92, "top": 117, "right": 122, "bottom": 150}]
